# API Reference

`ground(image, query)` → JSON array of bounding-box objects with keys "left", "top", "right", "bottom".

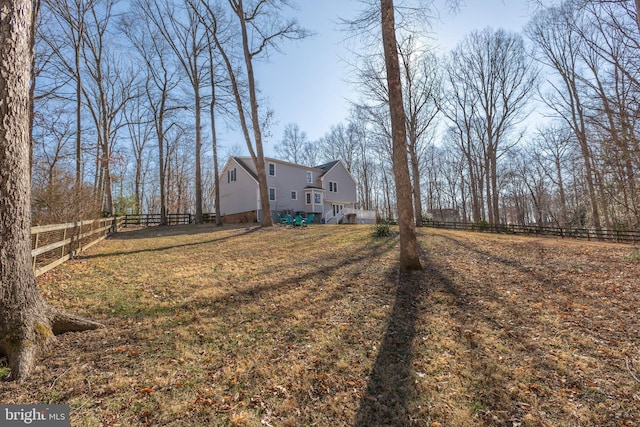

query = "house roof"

[
  {"left": 234, "top": 156, "right": 323, "bottom": 172},
  {"left": 232, "top": 156, "right": 259, "bottom": 182},
  {"left": 229, "top": 156, "right": 353, "bottom": 184},
  {"left": 313, "top": 161, "right": 340, "bottom": 178}
]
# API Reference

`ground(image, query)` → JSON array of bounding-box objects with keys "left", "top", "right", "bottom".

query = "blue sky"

[{"left": 225, "top": 0, "right": 539, "bottom": 156}]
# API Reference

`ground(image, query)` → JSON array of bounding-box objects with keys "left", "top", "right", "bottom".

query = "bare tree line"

[
  {"left": 31, "top": 0, "right": 640, "bottom": 232},
  {"left": 32, "top": 0, "right": 306, "bottom": 227},
  {"left": 279, "top": 0, "right": 640, "bottom": 232}
]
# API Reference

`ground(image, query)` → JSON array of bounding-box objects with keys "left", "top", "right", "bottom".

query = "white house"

[{"left": 219, "top": 156, "right": 374, "bottom": 224}]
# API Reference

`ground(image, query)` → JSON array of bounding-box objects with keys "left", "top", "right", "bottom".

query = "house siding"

[
  {"left": 219, "top": 159, "right": 259, "bottom": 217},
  {"left": 322, "top": 164, "right": 357, "bottom": 205},
  {"left": 265, "top": 160, "right": 311, "bottom": 214}
]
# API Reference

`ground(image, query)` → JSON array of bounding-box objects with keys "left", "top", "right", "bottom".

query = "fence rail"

[
  {"left": 122, "top": 213, "right": 218, "bottom": 227},
  {"left": 422, "top": 220, "right": 640, "bottom": 244},
  {"left": 31, "top": 217, "right": 122, "bottom": 277}
]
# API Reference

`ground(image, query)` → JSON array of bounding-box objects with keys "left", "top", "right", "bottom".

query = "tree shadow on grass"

[
  {"left": 112, "top": 223, "right": 252, "bottom": 240},
  {"left": 355, "top": 259, "right": 464, "bottom": 426},
  {"left": 81, "top": 225, "right": 261, "bottom": 259},
  {"left": 178, "top": 234, "right": 400, "bottom": 317}
]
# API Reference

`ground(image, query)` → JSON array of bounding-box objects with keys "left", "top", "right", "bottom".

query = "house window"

[
  {"left": 306, "top": 193, "right": 311, "bottom": 205},
  {"left": 306, "top": 171, "right": 312, "bottom": 184},
  {"left": 269, "top": 187, "right": 276, "bottom": 201},
  {"left": 314, "top": 193, "right": 321, "bottom": 204},
  {"left": 329, "top": 181, "right": 338, "bottom": 193},
  {"left": 227, "top": 168, "right": 236, "bottom": 183},
  {"left": 291, "top": 191, "right": 297, "bottom": 200},
  {"left": 269, "top": 162, "right": 276, "bottom": 176}
]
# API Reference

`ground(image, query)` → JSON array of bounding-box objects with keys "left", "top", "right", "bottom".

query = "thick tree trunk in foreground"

[
  {"left": 380, "top": 0, "right": 423, "bottom": 272},
  {"left": 0, "top": 0, "right": 102, "bottom": 381}
]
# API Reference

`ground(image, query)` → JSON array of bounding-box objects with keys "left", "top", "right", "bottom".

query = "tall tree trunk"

[
  {"left": 135, "top": 157, "right": 142, "bottom": 212},
  {"left": 465, "top": 153, "right": 480, "bottom": 222},
  {"left": 484, "top": 155, "right": 493, "bottom": 225},
  {"left": 156, "top": 94, "right": 168, "bottom": 226},
  {"left": 555, "top": 157, "right": 568, "bottom": 226},
  {"left": 28, "top": 0, "right": 40, "bottom": 173},
  {"left": 380, "top": 0, "right": 422, "bottom": 272},
  {"left": 490, "top": 148, "right": 500, "bottom": 230},
  {"left": 208, "top": 42, "right": 222, "bottom": 226},
  {"left": 0, "top": 0, "right": 102, "bottom": 381},
  {"left": 237, "top": 0, "right": 272, "bottom": 227},
  {"left": 409, "top": 140, "right": 423, "bottom": 227},
  {"left": 75, "top": 28, "right": 83, "bottom": 187},
  {"left": 194, "top": 84, "right": 203, "bottom": 224},
  {"left": 101, "top": 135, "right": 113, "bottom": 215},
  {"left": 576, "top": 128, "right": 602, "bottom": 231}
]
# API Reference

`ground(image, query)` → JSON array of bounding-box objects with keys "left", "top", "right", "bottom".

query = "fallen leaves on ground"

[{"left": 0, "top": 224, "right": 638, "bottom": 426}]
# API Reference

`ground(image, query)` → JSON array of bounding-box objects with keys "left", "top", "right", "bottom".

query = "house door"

[{"left": 332, "top": 204, "right": 343, "bottom": 216}]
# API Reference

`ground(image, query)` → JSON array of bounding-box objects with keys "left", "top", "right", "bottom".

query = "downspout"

[{"left": 256, "top": 187, "right": 261, "bottom": 222}]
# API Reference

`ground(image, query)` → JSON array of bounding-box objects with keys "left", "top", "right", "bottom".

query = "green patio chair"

[{"left": 302, "top": 213, "right": 315, "bottom": 226}]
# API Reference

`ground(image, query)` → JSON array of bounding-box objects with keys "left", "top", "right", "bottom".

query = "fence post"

[
  {"left": 32, "top": 231, "right": 39, "bottom": 272},
  {"left": 62, "top": 227, "right": 67, "bottom": 260},
  {"left": 78, "top": 221, "right": 83, "bottom": 254}
]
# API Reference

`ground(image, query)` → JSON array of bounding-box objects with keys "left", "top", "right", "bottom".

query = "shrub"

[
  {"left": 373, "top": 222, "right": 391, "bottom": 237},
  {"left": 477, "top": 219, "right": 490, "bottom": 231}
]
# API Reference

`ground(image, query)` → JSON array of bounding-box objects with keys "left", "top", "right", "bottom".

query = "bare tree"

[
  {"left": 0, "top": 0, "right": 102, "bottom": 381},
  {"left": 41, "top": 0, "right": 94, "bottom": 186},
  {"left": 275, "top": 122, "right": 308, "bottom": 164},
  {"left": 450, "top": 28, "right": 537, "bottom": 229},
  {"left": 532, "top": 123, "right": 574, "bottom": 227},
  {"left": 526, "top": 4, "right": 603, "bottom": 231},
  {"left": 199, "top": 0, "right": 309, "bottom": 227},
  {"left": 354, "top": 28, "right": 441, "bottom": 228},
  {"left": 397, "top": 37, "right": 440, "bottom": 227},
  {"left": 123, "top": 89, "right": 153, "bottom": 213},
  {"left": 137, "top": 0, "right": 208, "bottom": 223},
  {"left": 579, "top": 1, "right": 640, "bottom": 227},
  {"left": 349, "top": 108, "right": 377, "bottom": 211},
  {"left": 380, "top": 0, "right": 422, "bottom": 272},
  {"left": 122, "top": 1, "right": 186, "bottom": 224},
  {"left": 439, "top": 62, "right": 484, "bottom": 223},
  {"left": 204, "top": 27, "right": 224, "bottom": 225},
  {"left": 80, "top": 0, "right": 137, "bottom": 215},
  {"left": 318, "top": 122, "right": 361, "bottom": 170},
  {"left": 32, "top": 103, "right": 74, "bottom": 186}
]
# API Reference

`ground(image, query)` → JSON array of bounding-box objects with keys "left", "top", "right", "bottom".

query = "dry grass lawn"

[{"left": 1, "top": 224, "right": 639, "bottom": 426}]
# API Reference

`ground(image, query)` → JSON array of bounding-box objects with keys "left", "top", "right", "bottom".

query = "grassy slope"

[{"left": 1, "top": 224, "right": 638, "bottom": 426}]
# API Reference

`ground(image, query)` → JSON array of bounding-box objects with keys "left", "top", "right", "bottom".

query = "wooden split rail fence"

[
  {"left": 422, "top": 220, "right": 640, "bottom": 244},
  {"left": 31, "top": 217, "right": 122, "bottom": 277},
  {"left": 122, "top": 213, "right": 217, "bottom": 227},
  {"left": 123, "top": 213, "right": 192, "bottom": 226},
  {"left": 30, "top": 215, "right": 638, "bottom": 278}
]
